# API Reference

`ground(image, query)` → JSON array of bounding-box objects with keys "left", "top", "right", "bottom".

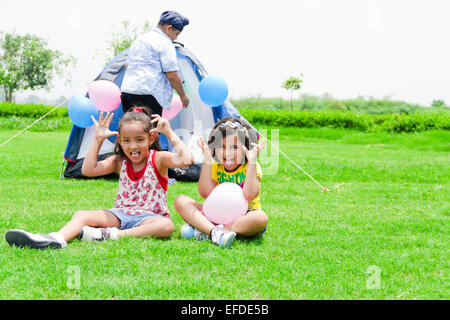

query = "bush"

[
  {"left": 1, "top": 102, "right": 448, "bottom": 134},
  {"left": 0, "top": 102, "right": 68, "bottom": 118},
  {"left": 231, "top": 95, "right": 450, "bottom": 114},
  {"left": 240, "top": 109, "right": 450, "bottom": 133},
  {"left": 377, "top": 112, "right": 450, "bottom": 133}
]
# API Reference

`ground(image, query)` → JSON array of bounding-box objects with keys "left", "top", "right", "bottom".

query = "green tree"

[
  {"left": 431, "top": 99, "right": 445, "bottom": 108},
  {"left": 282, "top": 74, "right": 303, "bottom": 111},
  {"left": 0, "top": 31, "right": 76, "bottom": 102},
  {"left": 97, "top": 20, "right": 152, "bottom": 64}
]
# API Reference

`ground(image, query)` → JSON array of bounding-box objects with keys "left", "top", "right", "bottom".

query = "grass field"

[{"left": 0, "top": 125, "right": 448, "bottom": 299}]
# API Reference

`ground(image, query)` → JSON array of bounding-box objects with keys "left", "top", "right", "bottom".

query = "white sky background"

[{"left": 0, "top": 0, "right": 449, "bottom": 105}]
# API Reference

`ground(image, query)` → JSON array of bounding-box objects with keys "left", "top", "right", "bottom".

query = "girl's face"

[
  {"left": 119, "top": 121, "right": 155, "bottom": 166},
  {"left": 215, "top": 133, "right": 245, "bottom": 172}
]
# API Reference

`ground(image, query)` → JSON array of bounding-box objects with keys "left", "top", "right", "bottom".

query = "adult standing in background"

[{"left": 121, "top": 10, "right": 190, "bottom": 115}]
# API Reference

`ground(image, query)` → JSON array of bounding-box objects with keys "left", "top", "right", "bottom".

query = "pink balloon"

[
  {"left": 203, "top": 182, "right": 248, "bottom": 225},
  {"left": 87, "top": 80, "right": 121, "bottom": 112},
  {"left": 162, "top": 95, "right": 183, "bottom": 120}
]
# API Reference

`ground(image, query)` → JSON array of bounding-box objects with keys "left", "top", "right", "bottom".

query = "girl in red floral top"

[{"left": 5, "top": 107, "right": 193, "bottom": 249}]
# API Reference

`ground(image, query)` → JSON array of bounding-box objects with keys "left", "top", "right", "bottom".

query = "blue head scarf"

[{"left": 159, "top": 11, "right": 190, "bottom": 31}]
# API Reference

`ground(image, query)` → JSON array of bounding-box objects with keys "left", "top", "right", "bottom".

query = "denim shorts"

[{"left": 104, "top": 209, "right": 162, "bottom": 230}]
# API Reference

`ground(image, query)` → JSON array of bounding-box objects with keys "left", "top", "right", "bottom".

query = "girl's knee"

[
  {"left": 260, "top": 212, "right": 269, "bottom": 225},
  {"left": 174, "top": 194, "right": 192, "bottom": 211},
  {"left": 159, "top": 218, "right": 175, "bottom": 238},
  {"left": 174, "top": 194, "right": 186, "bottom": 208},
  {"left": 72, "top": 210, "right": 90, "bottom": 222},
  {"left": 252, "top": 211, "right": 269, "bottom": 228},
  {"left": 72, "top": 210, "right": 112, "bottom": 227}
]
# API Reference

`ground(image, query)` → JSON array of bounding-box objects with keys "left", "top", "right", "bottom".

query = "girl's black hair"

[
  {"left": 207, "top": 116, "right": 258, "bottom": 161},
  {"left": 114, "top": 106, "right": 161, "bottom": 161}
]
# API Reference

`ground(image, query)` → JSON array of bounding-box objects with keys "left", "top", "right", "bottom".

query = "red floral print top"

[{"left": 114, "top": 150, "right": 170, "bottom": 218}]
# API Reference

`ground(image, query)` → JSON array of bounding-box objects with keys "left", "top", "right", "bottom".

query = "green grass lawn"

[{"left": 0, "top": 126, "right": 448, "bottom": 299}]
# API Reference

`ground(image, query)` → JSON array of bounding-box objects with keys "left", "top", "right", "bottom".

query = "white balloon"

[{"left": 203, "top": 182, "right": 248, "bottom": 225}]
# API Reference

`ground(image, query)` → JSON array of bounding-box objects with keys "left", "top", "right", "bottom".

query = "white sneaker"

[
  {"left": 180, "top": 224, "right": 209, "bottom": 241},
  {"left": 5, "top": 229, "right": 67, "bottom": 249},
  {"left": 78, "top": 226, "right": 119, "bottom": 241},
  {"left": 210, "top": 225, "right": 236, "bottom": 248}
]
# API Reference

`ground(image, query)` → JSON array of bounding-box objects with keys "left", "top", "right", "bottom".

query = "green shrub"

[
  {"left": 231, "top": 95, "right": 450, "bottom": 114},
  {"left": 0, "top": 102, "right": 68, "bottom": 118},
  {"left": 240, "top": 109, "right": 450, "bottom": 133},
  {"left": 1, "top": 102, "right": 448, "bottom": 134},
  {"left": 377, "top": 112, "right": 450, "bottom": 133}
]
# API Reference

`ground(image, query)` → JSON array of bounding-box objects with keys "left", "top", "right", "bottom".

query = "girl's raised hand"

[
  {"left": 150, "top": 114, "right": 171, "bottom": 136},
  {"left": 91, "top": 112, "right": 119, "bottom": 141},
  {"left": 242, "top": 138, "right": 265, "bottom": 164},
  {"left": 197, "top": 137, "right": 213, "bottom": 164}
]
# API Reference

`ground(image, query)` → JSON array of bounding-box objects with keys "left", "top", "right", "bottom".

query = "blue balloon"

[
  {"left": 198, "top": 75, "right": 229, "bottom": 107},
  {"left": 68, "top": 96, "right": 98, "bottom": 128}
]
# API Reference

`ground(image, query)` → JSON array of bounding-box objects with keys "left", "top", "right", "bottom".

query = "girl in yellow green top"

[{"left": 174, "top": 116, "right": 268, "bottom": 248}]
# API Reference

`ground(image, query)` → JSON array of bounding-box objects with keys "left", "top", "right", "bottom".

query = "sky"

[{"left": 1, "top": 0, "right": 449, "bottom": 106}]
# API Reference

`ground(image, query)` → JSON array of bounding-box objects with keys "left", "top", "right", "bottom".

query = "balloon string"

[
  {"left": 258, "top": 131, "right": 329, "bottom": 192},
  {"left": 0, "top": 98, "right": 69, "bottom": 149}
]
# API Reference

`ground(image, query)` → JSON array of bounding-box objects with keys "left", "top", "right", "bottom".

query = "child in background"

[
  {"left": 174, "top": 116, "right": 268, "bottom": 248},
  {"left": 6, "top": 107, "right": 193, "bottom": 249}
]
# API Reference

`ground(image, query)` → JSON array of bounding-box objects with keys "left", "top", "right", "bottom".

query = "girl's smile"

[{"left": 215, "top": 133, "right": 245, "bottom": 172}]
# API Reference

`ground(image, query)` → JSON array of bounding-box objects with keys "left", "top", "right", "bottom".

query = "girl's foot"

[
  {"left": 78, "top": 226, "right": 119, "bottom": 241},
  {"left": 180, "top": 224, "right": 209, "bottom": 241},
  {"left": 210, "top": 225, "right": 236, "bottom": 248},
  {"left": 180, "top": 224, "right": 236, "bottom": 247},
  {"left": 5, "top": 229, "right": 67, "bottom": 249}
]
